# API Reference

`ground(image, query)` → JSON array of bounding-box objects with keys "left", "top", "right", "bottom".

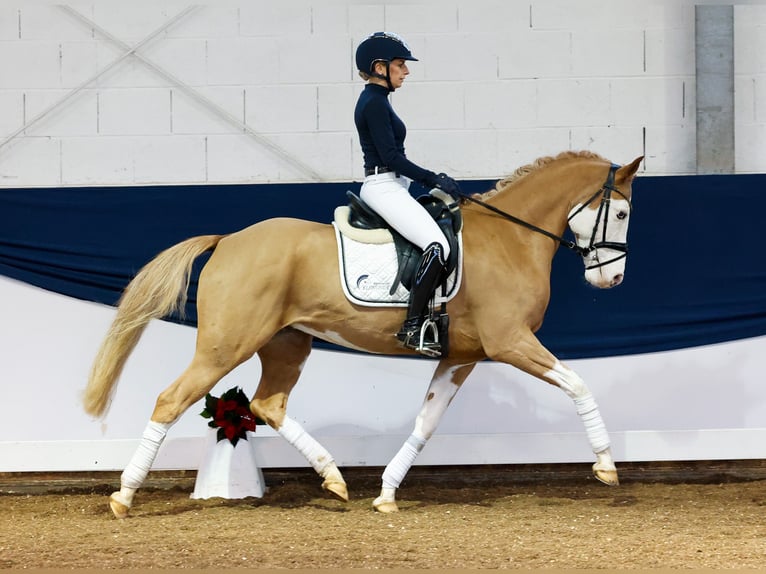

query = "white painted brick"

[
  {"left": 317, "top": 84, "right": 356, "bottom": 132},
  {"left": 643, "top": 125, "right": 695, "bottom": 175},
  {"left": 245, "top": 85, "right": 317, "bottom": 133},
  {"left": 61, "top": 42, "right": 99, "bottom": 89},
  {"left": 164, "top": 5, "right": 239, "bottom": 39},
  {"left": 422, "top": 34, "right": 500, "bottom": 82},
  {"left": 735, "top": 77, "right": 756, "bottom": 124},
  {"left": 735, "top": 9, "right": 766, "bottom": 75},
  {"left": 644, "top": 27, "right": 694, "bottom": 76},
  {"left": 98, "top": 88, "right": 171, "bottom": 135},
  {"left": 392, "top": 83, "right": 464, "bottom": 130},
  {"left": 530, "top": 2, "right": 651, "bottom": 30},
  {"left": 408, "top": 129, "right": 497, "bottom": 179},
  {"left": 536, "top": 79, "right": 611, "bottom": 127},
  {"left": 0, "top": 42, "right": 60, "bottom": 89},
  {"left": 269, "top": 132, "right": 354, "bottom": 182},
  {"left": 0, "top": 91, "right": 23, "bottom": 136},
  {"left": 133, "top": 135, "right": 206, "bottom": 184},
  {"left": 498, "top": 30, "right": 572, "bottom": 79},
  {"left": 571, "top": 29, "right": 644, "bottom": 77},
  {"left": 277, "top": 35, "right": 350, "bottom": 84},
  {"left": 465, "top": 80, "right": 538, "bottom": 129},
  {"left": 348, "top": 5, "right": 384, "bottom": 36},
  {"left": 384, "top": 4, "right": 458, "bottom": 34},
  {"left": 0, "top": 137, "right": 60, "bottom": 187},
  {"left": 610, "top": 78, "right": 688, "bottom": 127},
  {"left": 171, "top": 86, "right": 245, "bottom": 135},
  {"left": 458, "top": 1, "right": 529, "bottom": 33},
  {"left": 135, "top": 38, "right": 208, "bottom": 87},
  {"left": 0, "top": 6, "right": 19, "bottom": 40},
  {"left": 206, "top": 38, "right": 279, "bottom": 86},
  {"left": 496, "top": 128, "right": 572, "bottom": 173},
  {"left": 20, "top": 5, "right": 94, "bottom": 41},
  {"left": 569, "top": 126, "right": 644, "bottom": 165},
  {"left": 94, "top": 43, "right": 171, "bottom": 89},
  {"left": 736, "top": 124, "right": 766, "bottom": 173},
  {"left": 311, "top": 5, "right": 349, "bottom": 36},
  {"left": 91, "top": 4, "right": 184, "bottom": 44},
  {"left": 23, "top": 89, "right": 98, "bottom": 137},
  {"left": 239, "top": 3, "right": 312, "bottom": 36},
  {"left": 206, "top": 134, "right": 285, "bottom": 183},
  {"left": 61, "top": 136, "right": 135, "bottom": 185}
]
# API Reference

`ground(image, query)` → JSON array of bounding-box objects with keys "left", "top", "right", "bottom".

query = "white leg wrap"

[
  {"left": 574, "top": 392, "right": 610, "bottom": 453},
  {"left": 278, "top": 415, "right": 334, "bottom": 474},
  {"left": 121, "top": 421, "right": 171, "bottom": 489},
  {"left": 382, "top": 433, "right": 427, "bottom": 489}
]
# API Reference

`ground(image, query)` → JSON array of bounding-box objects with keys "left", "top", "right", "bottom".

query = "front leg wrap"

[{"left": 574, "top": 392, "right": 610, "bottom": 453}]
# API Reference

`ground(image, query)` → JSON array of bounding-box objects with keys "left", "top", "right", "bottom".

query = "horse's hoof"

[
  {"left": 593, "top": 464, "right": 620, "bottom": 486},
  {"left": 322, "top": 479, "right": 349, "bottom": 502},
  {"left": 372, "top": 496, "right": 399, "bottom": 513},
  {"left": 109, "top": 492, "right": 131, "bottom": 519}
]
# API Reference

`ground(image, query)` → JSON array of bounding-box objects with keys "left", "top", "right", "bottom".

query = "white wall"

[
  {"left": 2, "top": 274, "right": 765, "bottom": 472},
  {"left": 0, "top": 1, "right": 764, "bottom": 188}
]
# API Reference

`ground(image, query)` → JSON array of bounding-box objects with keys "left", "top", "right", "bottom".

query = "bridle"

[{"left": 458, "top": 163, "right": 632, "bottom": 270}]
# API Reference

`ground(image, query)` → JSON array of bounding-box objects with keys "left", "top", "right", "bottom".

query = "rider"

[{"left": 354, "top": 31, "right": 460, "bottom": 355}]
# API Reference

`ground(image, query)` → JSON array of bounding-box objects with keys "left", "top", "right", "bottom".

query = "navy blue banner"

[{"left": 1, "top": 175, "right": 764, "bottom": 359}]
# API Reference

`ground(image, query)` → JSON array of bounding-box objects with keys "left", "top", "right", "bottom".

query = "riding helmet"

[{"left": 355, "top": 32, "right": 418, "bottom": 75}]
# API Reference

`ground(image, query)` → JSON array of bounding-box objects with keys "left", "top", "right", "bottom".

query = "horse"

[{"left": 83, "top": 150, "right": 644, "bottom": 518}]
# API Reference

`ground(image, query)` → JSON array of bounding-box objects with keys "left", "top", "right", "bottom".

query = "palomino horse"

[{"left": 84, "top": 150, "right": 643, "bottom": 518}]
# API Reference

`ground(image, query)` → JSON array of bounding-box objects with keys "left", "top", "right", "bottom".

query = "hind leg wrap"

[{"left": 382, "top": 433, "right": 426, "bottom": 490}]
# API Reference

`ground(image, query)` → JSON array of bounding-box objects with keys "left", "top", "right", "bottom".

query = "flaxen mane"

[{"left": 476, "top": 150, "right": 607, "bottom": 200}]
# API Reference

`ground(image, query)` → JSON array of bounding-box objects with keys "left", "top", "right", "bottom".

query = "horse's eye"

[{"left": 616, "top": 211, "right": 628, "bottom": 220}]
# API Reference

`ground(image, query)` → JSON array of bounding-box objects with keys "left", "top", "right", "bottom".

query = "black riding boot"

[{"left": 396, "top": 242, "right": 447, "bottom": 355}]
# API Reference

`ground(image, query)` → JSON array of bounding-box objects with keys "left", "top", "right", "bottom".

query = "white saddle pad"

[{"left": 332, "top": 206, "right": 462, "bottom": 307}]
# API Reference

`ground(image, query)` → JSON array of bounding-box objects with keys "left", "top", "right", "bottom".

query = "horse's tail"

[{"left": 83, "top": 234, "right": 224, "bottom": 418}]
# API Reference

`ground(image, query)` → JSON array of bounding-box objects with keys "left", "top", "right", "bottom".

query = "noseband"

[{"left": 459, "top": 163, "right": 632, "bottom": 270}]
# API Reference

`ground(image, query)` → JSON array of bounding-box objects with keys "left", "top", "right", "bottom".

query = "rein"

[{"left": 457, "top": 164, "right": 631, "bottom": 269}]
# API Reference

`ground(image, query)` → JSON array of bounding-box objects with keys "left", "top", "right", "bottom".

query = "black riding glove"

[{"left": 424, "top": 172, "right": 461, "bottom": 197}]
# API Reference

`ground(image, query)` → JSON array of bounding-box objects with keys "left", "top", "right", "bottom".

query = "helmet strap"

[{"left": 371, "top": 61, "right": 394, "bottom": 92}]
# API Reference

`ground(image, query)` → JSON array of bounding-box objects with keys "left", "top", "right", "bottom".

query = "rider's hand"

[{"left": 428, "top": 173, "right": 461, "bottom": 197}]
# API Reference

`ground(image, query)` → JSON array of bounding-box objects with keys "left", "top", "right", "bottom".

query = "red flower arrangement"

[{"left": 200, "top": 387, "right": 263, "bottom": 446}]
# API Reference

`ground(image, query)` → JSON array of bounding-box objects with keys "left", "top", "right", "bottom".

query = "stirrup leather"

[{"left": 397, "top": 317, "right": 441, "bottom": 357}]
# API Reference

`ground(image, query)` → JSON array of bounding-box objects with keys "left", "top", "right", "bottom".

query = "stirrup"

[{"left": 396, "top": 318, "right": 441, "bottom": 357}]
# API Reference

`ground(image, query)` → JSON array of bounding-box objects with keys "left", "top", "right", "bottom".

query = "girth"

[{"left": 344, "top": 189, "right": 462, "bottom": 294}]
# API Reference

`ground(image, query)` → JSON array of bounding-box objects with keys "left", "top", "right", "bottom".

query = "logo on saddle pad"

[{"left": 332, "top": 205, "right": 463, "bottom": 308}]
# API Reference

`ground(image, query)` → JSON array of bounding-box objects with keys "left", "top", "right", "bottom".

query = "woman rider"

[{"left": 354, "top": 32, "right": 460, "bottom": 356}]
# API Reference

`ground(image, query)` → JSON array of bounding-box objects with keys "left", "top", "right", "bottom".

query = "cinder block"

[
  {"left": 569, "top": 126, "right": 644, "bottom": 164},
  {"left": 23, "top": 89, "right": 98, "bottom": 137},
  {"left": 736, "top": 124, "right": 766, "bottom": 172},
  {"left": 94, "top": 43, "right": 172, "bottom": 89},
  {"left": 20, "top": 5, "right": 94, "bottom": 41},
  {"left": 735, "top": 8, "right": 766, "bottom": 75},
  {"left": 458, "top": 2, "right": 529, "bottom": 32},
  {"left": 348, "top": 5, "right": 384, "bottom": 36},
  {"left": 531, "top": 2, "right": 650, "bottom": 30},
  {"left": 422, "top": 34, "right": 500, "bottom": 82},
  {"left": 384, "top": 5, "right": 458, "bottom": 34},
  {"left": 311, "top": 5, "right": 349, "bottom": 36},
  {"left": 277, "top": 35, "right": 350, "bottom": 84},
  {"left": 465, "top": 80, "right": 538, "bottom": 129},
  {"left": 0, "top": 6, "right": 19, "bottom": 40},
  {"left": 138, "top": 38, "right": 208, "bottom": 87},
  {"left": 269, "top": 132, "right": 354, "bottom": 182},
  {"left": 643, "top": 125, "right": 696, "bottom": 175},
  {"left": 318, "top": 84, "right": 356, "bottom": 132},
  {"left": 206, "top": 38, "right": 279, "bottom": 86},
  {"left": 611, "top": 78, "right": 688, "bottom": 127},
  {"left": 61, "top": 42, "right": 99, "bottom": 89},
  {"left": 0, "top": 42, "right": 60, "bottom": 89},
  {"left": 496, "top": 127, "right": 572, "bottom": 171},
  {"left": 206, "top": 133, "right": 285, "bottom": 182},
  {"left": 408, "top": 129, "right": 498, "bottom": 178},
  {"left": 535, "top": 79, "right": 611, "bottom": 127},
  {"left": 239, "top": 3, "right": 312, "bottom": 36},
  {"left": 498, "top": 29, "right": 572, "bottom": 79},
  {"left": 91, "top": 3, "right": 186, "bottom": 44},
  {"left": 645, "top": 27, "right": 694, "bottom": 76},
  {"left": 172, "top": 86, "right": 245, "bottom": 135},
  {"left": 392, "top": 82, "right": 464, "bottom": 130},
  {"left": 572, "top": 29, "right": 644, "bottom": 77},
  {"left": 0, "top": 91, "right": 23, "bottom": 136},
  {"left": 133, "top": 135, "right": 206, "bottom": 183},
  {"left": 61, "top": 136, "right": 134, "bottom": 185},
  {"left": 98, "top": 88, "right": 171, "bottom": 135},
  {"left": 164, "top": 5, "right": 239, "bottom": 39},
  {"left": 245, "top": 85, "right": 317, "bottom": 133},
  {"left": 0, "top": 137, "right": 60, "bottom": 187}
]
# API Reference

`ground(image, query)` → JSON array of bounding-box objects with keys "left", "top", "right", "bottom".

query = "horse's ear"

[{"left": 616, "top": 156, "right": 644, "bottom": 183}]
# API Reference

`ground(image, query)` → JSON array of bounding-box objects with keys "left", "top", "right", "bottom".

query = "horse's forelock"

[{"left": 476, "top": 150, "right": 608, "bottom": 199}]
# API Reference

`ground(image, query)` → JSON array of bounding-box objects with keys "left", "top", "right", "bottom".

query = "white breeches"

[{"left": 360, "top": 172, "right": 451, "bottom": 259}]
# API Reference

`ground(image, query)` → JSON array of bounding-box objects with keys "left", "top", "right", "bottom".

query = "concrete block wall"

[{"left": 0, "top": 1, "right": 763, "bottom": 187}]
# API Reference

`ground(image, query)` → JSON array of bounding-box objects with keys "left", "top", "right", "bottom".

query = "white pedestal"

[{"left": 190, "top": 429, "right": 266, "bottom": 499}]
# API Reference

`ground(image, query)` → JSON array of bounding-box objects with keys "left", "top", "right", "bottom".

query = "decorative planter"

[{"left": 190, "top": 429, "right": 265, "bottom": 499}]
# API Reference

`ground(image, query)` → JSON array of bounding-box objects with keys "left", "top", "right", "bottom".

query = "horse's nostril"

[{"left": 612, "top": 273, "right": 624, "bottom": 286}]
